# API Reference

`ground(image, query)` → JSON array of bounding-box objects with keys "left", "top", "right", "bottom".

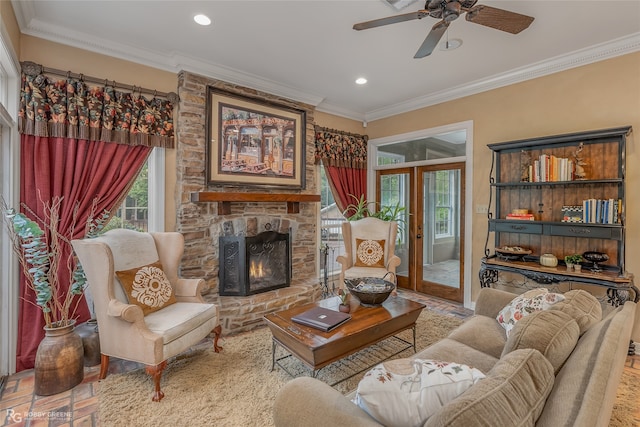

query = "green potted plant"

[
  {"left": 564, "top": 254, "right": 583, "bottom": 271},
  {"left": 2, "top": 196, "right": 108, "bottom": 395},
  {"left": 342, "top": 194, "right": 407, "bottom": 238}
]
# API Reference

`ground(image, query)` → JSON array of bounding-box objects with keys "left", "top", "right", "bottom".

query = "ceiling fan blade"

[
  {"left": 414, "top": 21, "right": 449, "bottom": 58},
  {"left": 465, "top": 5, "right": 534, "bottom": 34},
  {"left": 353, "top": 10, "right": 429, "bottom": 30}
]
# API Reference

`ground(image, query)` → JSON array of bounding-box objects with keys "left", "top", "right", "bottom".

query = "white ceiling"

[{"left": 11, "top": 0, "right": 640, "bottom": 122}]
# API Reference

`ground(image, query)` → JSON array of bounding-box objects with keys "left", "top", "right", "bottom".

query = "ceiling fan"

[{"left": 353, "top": 0, "right": 535, "bottom": 58}]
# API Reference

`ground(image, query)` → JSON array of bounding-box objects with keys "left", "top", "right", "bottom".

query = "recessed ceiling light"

[
  {"left": 355, "top": 77, "right": 368, "bottom": 85},
  {"left": 194, "top": 14, "right": 211, "bottom": 26}
]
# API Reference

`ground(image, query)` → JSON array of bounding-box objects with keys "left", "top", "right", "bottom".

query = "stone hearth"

[{"left": 175, "top": 72, "right": 321, "bottom": 334}]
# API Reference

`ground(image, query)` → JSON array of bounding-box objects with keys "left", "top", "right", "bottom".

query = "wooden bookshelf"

[{"left": 480, "top": 126, "right": 638, "bottom": 305}]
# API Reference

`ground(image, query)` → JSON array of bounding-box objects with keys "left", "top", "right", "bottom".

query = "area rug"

[
  {"left": 98, "top": 310, "right": 637, "bottom": 426},
  {"left": 98, "top": 309, "right": 461, "bottom": 426}
]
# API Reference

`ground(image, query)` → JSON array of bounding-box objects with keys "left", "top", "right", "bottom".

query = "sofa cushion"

[
  {"left": 354, "top": 238, "right": 386, "bottom": 268},
  {"left": 424, "top": 348, "right": 555, "bottom": 427},
  {"left": 496, "top": 288, "right": 565, "bottom": 337},
  {"left": 353, "top": 358, "right": 485, "bottom": 427},
  {"left": 447, "top": 315, "right": 507, "bottom": 359},
  {"left": 116, "top": 261, "right": 177, "bottom": 316},
  {"left": 548, "top": 289, "right": 602, "bottom": 335},
  {"left": 502, "top": 310, "right": 579, "bottom": 373},
  {"left": 416, "top": 338, "right": 499, "bottom": 374}
]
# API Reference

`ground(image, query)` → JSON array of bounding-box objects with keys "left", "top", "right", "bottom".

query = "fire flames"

[{"left": 249, "top": 259, "right": 267, "bottom": 278}]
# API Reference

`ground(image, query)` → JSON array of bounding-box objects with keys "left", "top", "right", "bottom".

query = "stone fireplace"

[{"left": 175, "top": 72, "right": 322, "bottom": 334}]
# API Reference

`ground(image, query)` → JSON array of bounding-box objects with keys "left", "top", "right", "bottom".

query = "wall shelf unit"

[{"left": 479, "top": 126, "right": 638, "bottom": 305}]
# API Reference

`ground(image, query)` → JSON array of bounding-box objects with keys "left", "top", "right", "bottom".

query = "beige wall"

[
  {"left": 367, "top": 52, "right": 640, "bottom": 341},
  {"left": 314, "top": 110, "right": 366, "bottom": 135}
]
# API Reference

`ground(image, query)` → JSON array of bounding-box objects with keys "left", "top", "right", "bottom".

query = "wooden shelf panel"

[{"left": 190, "top": 192, "right": 321, "bottom": 214}]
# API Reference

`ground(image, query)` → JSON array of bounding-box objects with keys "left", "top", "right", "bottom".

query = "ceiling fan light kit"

[{"left": 354, "top": 0, "right": 535, "bottom": 58}]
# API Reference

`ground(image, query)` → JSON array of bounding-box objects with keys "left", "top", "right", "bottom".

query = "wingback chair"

[
  {"left": 71, "top": 229, "right": 221, "bottom": 401},
  {"left": 336, "top": 217, "right": 401, "bottom": 286}
]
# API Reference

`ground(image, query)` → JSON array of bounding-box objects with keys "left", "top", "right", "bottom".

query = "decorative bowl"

[
  {"left": 582, "top": 251, "right": 609, "bottom": 272},
  {"left": 495, "top": 246, "right": 531, "bottom": 261},
  {"left": 344, "top": 277, "right": 395, "bottom": 306}
]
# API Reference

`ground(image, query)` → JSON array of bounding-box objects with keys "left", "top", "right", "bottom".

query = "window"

[
  {"left": 102, "top": 148, "right": 164, "bottom": 233},
  {"left": 0, "top": 31, "right": 20, "bottom": 376},
  {"left": 105, "top": 162, "right": 149, "bottom": 232},
  {"left": 319, "top": 164, "right": 345, "bottom": 277},
  {"left": 377, "top": 151, "right": 405, "bottom": 166},
  {"left": 434, "top": 170, "right": 454, "bottom": 238}
]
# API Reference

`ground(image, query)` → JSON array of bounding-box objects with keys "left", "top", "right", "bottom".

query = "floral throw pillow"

[
  {"left": 497, "top": 288, "right": 565, "bottom": 337},
  {"left": 116, "top": 261, "right": 177, "bottom": 316},
  {"left": 354, "top": 238, "right": 386, "bottom": 268},
  {"left": 353, "top": 358, "right": 485, "bottom": 427}
]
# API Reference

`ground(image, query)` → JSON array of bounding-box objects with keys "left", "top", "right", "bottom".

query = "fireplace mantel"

[{"left": 191, "top": 192, "right": 321, "bottom": 214}]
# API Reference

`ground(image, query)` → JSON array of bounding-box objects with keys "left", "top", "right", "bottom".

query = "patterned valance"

[
  {"left": 18, "top": 71, "right": 176, "bottom": 148},
  {"left": 314, "top": 126, "right": 368, "bottom": 169}
]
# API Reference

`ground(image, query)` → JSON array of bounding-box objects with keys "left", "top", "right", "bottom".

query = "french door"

[{"left": 377, "top": 163, "right": 465, "bottom": 302}]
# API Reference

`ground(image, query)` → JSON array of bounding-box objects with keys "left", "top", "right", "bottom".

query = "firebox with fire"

[{"left": 219, "top": 230, "right": 291, "bottom": 296}]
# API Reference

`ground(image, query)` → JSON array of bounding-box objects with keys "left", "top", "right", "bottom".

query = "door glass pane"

[
  {"left": 379, "top": 173, "right": 410, "bottom": 281},
  {"left": 423, "top": 169, "right": 460, "bottom": 288}
]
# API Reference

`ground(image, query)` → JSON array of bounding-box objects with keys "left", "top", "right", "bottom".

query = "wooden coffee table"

[{"left": 264, "top": 295, "right": 425, "bottom": 383}]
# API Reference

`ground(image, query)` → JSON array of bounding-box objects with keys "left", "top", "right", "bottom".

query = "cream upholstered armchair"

[
  {"left": 71, "top": 229, "right": 221, "bottom": 402},
  {"left": 336, "top": 217, "right": 401, "bottom": 286}
]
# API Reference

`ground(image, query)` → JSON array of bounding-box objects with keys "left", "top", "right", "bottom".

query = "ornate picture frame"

[{"left": 206, "top": 87, "right": 306, "bottom": 189}]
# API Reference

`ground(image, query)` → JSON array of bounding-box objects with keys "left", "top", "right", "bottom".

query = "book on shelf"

[
  {"left": 581, "top": 198, "right": 621, "bottom": 224},
  {"left": 505, "top": 213, "right": 535, "bottom": 221},
  {"left": 529, "top": 154, "right": 575, "bottom": 182}
]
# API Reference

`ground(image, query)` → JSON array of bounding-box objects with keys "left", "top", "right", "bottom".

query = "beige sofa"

[{"left": 273, "top": 288, "right": 636, "bottom": 427}]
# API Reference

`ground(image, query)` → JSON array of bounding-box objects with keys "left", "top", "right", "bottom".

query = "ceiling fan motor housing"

[{"left": 427, "top": 0, "right": 477, "bottom": 21}]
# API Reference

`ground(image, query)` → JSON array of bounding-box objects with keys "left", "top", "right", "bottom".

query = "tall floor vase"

[{"left": 34, "top": 320, "right": 84, "bottom": 396}]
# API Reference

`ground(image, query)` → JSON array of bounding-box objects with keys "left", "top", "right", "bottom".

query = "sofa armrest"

[
  {"left": 174, "top": 278, "right": 205, "bottom": 302},
  {"left": 107, "top": 299, "right": 143, "bottom": 323},
  {"left": 273, "top": 377, "right": 381, "bottom": 427},
  {"left": 474, "top": 288, "right": 517, "bottom": 318}
]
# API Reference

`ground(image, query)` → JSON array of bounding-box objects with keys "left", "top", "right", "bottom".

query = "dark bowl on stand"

[{"left": 344, "top": 277, "right": 395, "bottom": 306}]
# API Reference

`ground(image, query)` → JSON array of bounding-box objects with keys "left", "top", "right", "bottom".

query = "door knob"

[{"left": 416, "top": 234, "right": 422, "bottom": 239}]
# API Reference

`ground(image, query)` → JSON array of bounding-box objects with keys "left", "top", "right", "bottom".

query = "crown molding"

[
  {"left": 315, "top": 102, "right": 365, "bottom": 122},
  {"left": 363, "top": 32, "right": 640, "bottom": 122}
]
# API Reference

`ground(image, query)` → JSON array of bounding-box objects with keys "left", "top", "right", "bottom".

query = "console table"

[{"left": 480, "top": 256, "right": 638, "bottom": 306}]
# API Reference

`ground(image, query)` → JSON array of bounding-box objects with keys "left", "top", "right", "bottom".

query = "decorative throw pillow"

[
  {"left": 116, "top": 261, "right": 177, "bottom": 316},
  {"left": 496, "top": 288, "right": 565, "bottom": 337},
  {"left": 354, "top": 238, "right": 386, "bottom": 268},
  {"left": 502, "top": 310, "right": 579, "bottom": 373},
  {"left": 353, "top": 358, "right": 485, "bottom": 427},
  {"left": 548, "top": 289, "right": 602, "bottom": 335}
]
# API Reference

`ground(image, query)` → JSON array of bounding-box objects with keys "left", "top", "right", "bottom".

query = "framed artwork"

[{"left": 206, "top": 87, "right": 306, "bottom": 188}]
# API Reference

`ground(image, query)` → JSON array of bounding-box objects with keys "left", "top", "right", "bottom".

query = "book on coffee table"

[{"left": 291, "top": 306, "right": 351, "bottom": 332}]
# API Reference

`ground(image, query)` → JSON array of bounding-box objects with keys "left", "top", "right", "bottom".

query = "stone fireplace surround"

[{"left": 175, "top": 72, "right": 321, "bottom": 334}]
